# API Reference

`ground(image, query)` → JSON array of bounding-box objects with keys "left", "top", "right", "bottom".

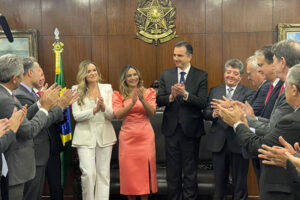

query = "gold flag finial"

[{"left": 53, "top": 28, "right": 64, "bottom": 75}]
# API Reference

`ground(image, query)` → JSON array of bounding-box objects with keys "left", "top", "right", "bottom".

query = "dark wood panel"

[
  {"left": 0, "top": 0, "right": 41, "bottom": 30},
  {"left": 92, "top": 36, "right": 109, "bottom": 83},
  {"left": 172, "top": 0, "right": 205, "bottom": 34},
  {"left": 223, "top": 0, "right": 272, "bottom": 32},
  {"left": 223, "top": 32, "right": 273, "bottom": 88},
  {"left": 39, "top": 36, "right": 92, "bottom": 88},
  {"left": 206, "top": 33, "right": 223, "bottom": 88},
  {"left": 248, "top": 161, "right": 259, "bottom": 196},
  {"left": 41, "top": 0, "right": 91, "bottom": 36},
  {"left": 156, "top": 34, "right": 206, "bottom": 79},
  {"left": 206, "top": 0, "right": 222, "bottom": 33},
  {"left": 108, "top": 36, "right": 156, "bottom": 90},
  {"left": 107, "top": 0, "right": 138, "bottom": 35},
  {"left": 273, "top": 0, "right": 300, "bottom": 31},
  {"left": 91, "top": 0, "right": 108, "bottom": 35}
]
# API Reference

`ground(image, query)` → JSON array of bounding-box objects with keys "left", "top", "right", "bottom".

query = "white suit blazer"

[{"left": 71, "top": 83, "right": 117, "bottom": 148}]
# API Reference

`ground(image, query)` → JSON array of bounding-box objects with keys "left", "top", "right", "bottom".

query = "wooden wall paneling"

[
  {"left": 107, "top": 0, "right": 138, "bottom": 35},
  {"left": 223, "top": 0, "right": 272, "bottom": 32},
  {"left": 92, "top": 36, "right": 109, "bottom": 83},
  {"left": 108, "top": 36, "right": 156, "bottom": 90},
  {"left": 205, "top": 33, "right": 223, "bottom": 88},
  {"left": 41, "top": 0, "right": 91, "bottom": 36},
  {"left": 38, "top": 36, "right": 57, "bottom": 85},
  {"left": 273, "top": 0, "right": 300, "bottom": 31},
  {"left": 172, "top": 0, "right": 206, "bottom": 34},
  {"left": 39, "top": 36, "right": 92, "bottom": 88},
  {"left": 156, "top": 34, "right": 205, "bottom": 79},
  {"left": 206, "top": 0, "right": 222, "bottom": 33},
  {"left": 91, "top": 0, "right": 108, "bottom": 35},
  {"left": 0, "top": 0, "right": 42, "bottom": 30},
  {"left": 223, "top": 32, "right": 273, "bottom": 88}
]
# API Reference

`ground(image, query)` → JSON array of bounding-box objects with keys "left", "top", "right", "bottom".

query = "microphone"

[{"left": 0, "top": 14, "right": 13, "bottom": 43}]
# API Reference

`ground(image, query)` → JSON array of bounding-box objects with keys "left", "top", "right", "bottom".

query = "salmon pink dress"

[{"left": 112, "top": 88, "right": 158, "bottom": 195}]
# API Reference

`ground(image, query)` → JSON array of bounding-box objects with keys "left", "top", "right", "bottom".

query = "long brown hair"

[
  {"left": 76, "top": 60, "right": 102, "bottom": 105},
  {"left": 119, "top": 64, "right": 144, "bottom": 99}
]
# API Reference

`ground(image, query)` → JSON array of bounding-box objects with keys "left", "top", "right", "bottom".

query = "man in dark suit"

[
  {"left": 244, "top": 40, "right": 300, "bottom": 137},
  {"left": 157, "top": 41, "right": 208, "bottom": 200},
  {"left": 219, "top": 64, "right": 300, "bottom": 200},
  {"left": 255, "top": 45, "right": 284, "bottom": 119},
  {"left": 14, "top": 57, "right": 78, "bottom": 200},
  {"left": 246, "top": 55, "right": 271, "bottom": 116},
  {"left": 35, "top": 68, "right": 64, "bottom": 200},
  {"left": 203, "top": 59, "right": 254, "bottom": 200},
  {"left": 0, "top": 54, "right": 60, "bottom": 200},
  {"left": 245, "top": 55, "right": 271, "bottom": 182}
]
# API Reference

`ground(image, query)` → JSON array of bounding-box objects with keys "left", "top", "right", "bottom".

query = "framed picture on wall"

[
  {"left": 278, "top": 23, "right": 300, "bottom": 41},
  {"left": 0, "top": 29, "right": 38, "bottom": 58}
]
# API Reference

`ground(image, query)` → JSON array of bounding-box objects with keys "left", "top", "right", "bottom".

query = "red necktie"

[
  {"left": 279, "top": 84, "right": 284, "bottom": 96},
  {"left": 264, "top": 84, "right": 274, "bottom": 105},
  {"left": 37, "top": 91, "right": 42, "bottom": 98}
]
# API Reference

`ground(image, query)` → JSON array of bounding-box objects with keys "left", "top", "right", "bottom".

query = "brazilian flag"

[{"left": 54, "top": 42, "right": 72, "bottom": 186}]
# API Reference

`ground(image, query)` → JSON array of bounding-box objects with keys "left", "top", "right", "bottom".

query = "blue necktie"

[{"left": 179, "top": 71, "right": 186, "bottom": 83}]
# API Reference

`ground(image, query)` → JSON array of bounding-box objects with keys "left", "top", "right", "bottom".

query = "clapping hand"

[
  {"left": 58, "top": 89, "right": 80, "bottom": 109},
  {"left": 218, "top": 103, "right": 248, "bottom": 127},
  {"left": 0, "top": 118, "right": 10, "bottom": 137},
  {"left": 9, "top": 106, "right": 27, "bottom": 133},
  {"left": 40, "top": 83, "right": 61, "bottom": 111},
  {"left": 136, "top": 87, "right": 144, "bottom": 101}
]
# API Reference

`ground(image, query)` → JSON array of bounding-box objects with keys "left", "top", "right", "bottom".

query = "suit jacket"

[
  {"left": 0, "top": 85, "right": 48, "bottom": 186},
  {"left": 247, "top": 90, "right": 293, "bottom": 137},
  {"left": 235, "top": 109, "right": 300, "bottom": 200},
  {"left": 13, "top": 85, "right": 64, "bottom": 166},
  {"left": 286, "top": 154, "right": 300, "bottom": 184},
  {"left": 0, "top": 131, "right": 16, "bottom": 175},
  {"left": 260, "top": 80, "right": 284, "bottom": 119},
  {"left": 251, "top": 80, "right": 271, "bottom": 116},
  {"left": 156, "top": 66, "right": 208, "bottom": 138},
  {"left": 203, "top": 84, "right": 254, "bottom": 153},
  {"left": 72, "top": 83, "right": 117, "bottom": 147}
]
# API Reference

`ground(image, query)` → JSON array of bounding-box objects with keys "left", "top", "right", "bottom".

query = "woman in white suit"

[{"left": 72, "top": 60, "right": 117, "bottom": 200}]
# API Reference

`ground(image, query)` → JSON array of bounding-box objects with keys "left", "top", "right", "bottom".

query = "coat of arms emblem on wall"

[{"left": 135, "top": 0, "right": 177, "bottom": 45}]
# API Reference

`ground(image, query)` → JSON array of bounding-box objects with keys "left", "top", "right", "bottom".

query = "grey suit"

[
  {"left": 235, "top": 109, "right": 300, "bottom": 200},
  {"left": 247, "top": 91, "right": 293, "bottom": 136},
  {"left": 13, "top": 85, "right": 64, "bottom": 200},
  {"left": 0, "top": 85, "right": 48, "bottom": 200},
  {"left": 204, "top": 84, "right": 254, "bottom": 200}
]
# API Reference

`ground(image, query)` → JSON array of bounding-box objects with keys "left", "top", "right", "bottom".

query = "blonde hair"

[
  {"left": 119, "top": 64, "right": 144, "bottom": 99},
  {"left": 76, "top": 60, "right": 102, "bottom": 105}
]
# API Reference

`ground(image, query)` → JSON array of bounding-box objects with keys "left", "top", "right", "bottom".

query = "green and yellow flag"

[{"left": 53, "top": 29, "right": 72, "bottom": 186}]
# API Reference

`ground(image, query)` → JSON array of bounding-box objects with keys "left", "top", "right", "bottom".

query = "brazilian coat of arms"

[{"left": 135, "top": 0, "right": 177, "bottom": 45}]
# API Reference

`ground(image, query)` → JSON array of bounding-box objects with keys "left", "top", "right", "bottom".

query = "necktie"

[
  {"left": 264, "top": 84, "right": 274, "bottom": 105},
  {"left": 179, "top": 71, "right": 186, "bottom": 83},
  {"left": 37, "top": 91, "right": 42, "bottom": 98},
  {"left": 2, "top": 153, "right": 8, "bottom": 177},
  {"left": 279, "top": 84, "right": 284, "bottom": 96},
  {"left": 227, "top": 88, "right": 233, "bottom": 100},
  {"left": 11, "top": 94, "right": 18, "bottom": 103}
]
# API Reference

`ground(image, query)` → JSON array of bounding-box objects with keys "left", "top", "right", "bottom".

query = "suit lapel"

[
  {"left": 232, "top": 84, "right": 242, "bottom": 100},
  {"left": 185, "top": 66, "right": 194, "bottom": 91},
  {"left": 170, "top": 67, "right": 178, "bottom": 86},
  {"left": 19, "top": 85, "right": 36, "bottom": 102}
]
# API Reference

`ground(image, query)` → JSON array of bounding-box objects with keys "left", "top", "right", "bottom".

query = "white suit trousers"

[{"left": 77, "top": 145, "right": 113, "bottom": 200}]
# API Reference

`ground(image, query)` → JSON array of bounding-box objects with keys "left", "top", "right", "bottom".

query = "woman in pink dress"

[{"left": 112, "top": 64, "right": 158, "bottom": 200}]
